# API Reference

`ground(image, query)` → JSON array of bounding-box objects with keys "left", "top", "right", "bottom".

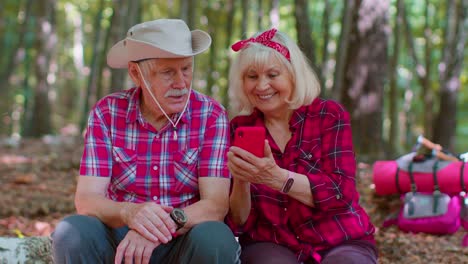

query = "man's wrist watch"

[{"left": 170, "top": 208, "right": 188, "bottom": 229}]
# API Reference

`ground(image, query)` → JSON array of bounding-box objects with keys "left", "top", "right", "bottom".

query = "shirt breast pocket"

[
  {"left": 172, "top": 148, "right": 199, "bottom": 193},
  {"left": 112, "top": 147, "right": 137, "bottom": 190},
  {"left": 296, "top": 144, "right": 322, "bottom": 174}
]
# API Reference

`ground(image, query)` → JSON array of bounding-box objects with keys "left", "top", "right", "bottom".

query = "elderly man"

[{"left": 52, "top": 19, "right": 240, "bottom": 264}]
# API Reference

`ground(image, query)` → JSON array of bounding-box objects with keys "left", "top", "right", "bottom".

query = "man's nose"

[{"left": 172, "top": 71, "right": 186, "bottom": 88}]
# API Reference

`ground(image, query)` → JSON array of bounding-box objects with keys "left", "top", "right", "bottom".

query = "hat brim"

[{"left": 107, "top": 30, "right": 211, "bottom": 69}]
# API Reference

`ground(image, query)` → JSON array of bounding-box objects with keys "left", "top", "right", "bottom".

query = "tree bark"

[
  {"left": 257, "top": 0, "right": 264, "bottom": 31},
  {"left": 422, "top": 0, "right": 434, "bottom": 139},
  {"left": 269, "top": 0, "right": 280, "bottom": 28},
  {"left": 341, "top": 0, "right": 390, "bottom": 160},
  {"left": 400, "top": 1, "right": 434, "bottom": 138},
  {"left": 221, "top": 0, "right": 235, "bottom": 109},
  {"left": 331, "top": 0, "right": 355, "bottom": 101},
  {"left": 80, "top": 0, "right": 106, "bottom": 132},
  {"left": 206, "top": 4, "right": 219, "bottom": 97},
  {"left": 320, "top": 0, "right": 332, "bottom": 96},
  {"left": 24, "top": 0, "right": 56, "bottom": 137},
  {"left": 433, "top": 0, "right": 467, "bottom": 150},
  {"left": 388, "top": 0, "right": 403, "bottom": 157},
  {"left": 294, "top": 0, "right": 318, "bottom": 73},
  {"left": 241, "top": 0, "right": 249, "bottom": 37},
  {"left": 0, "top": 237, "right": 52, "bottom": 263},
  {"left": 108, "top": 0, "right": 130, "bottom": 95}
]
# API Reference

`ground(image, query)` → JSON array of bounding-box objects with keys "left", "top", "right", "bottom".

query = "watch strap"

[{"left": 281, "top": 170, "right": 294, "bottom": 193}]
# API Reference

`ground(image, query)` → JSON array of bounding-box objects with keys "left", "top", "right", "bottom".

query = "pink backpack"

[
  {"left": 383, "top": 160, "right": 461, "bottom": 235},
  {"left": 459, "top": 162, "right": 468, "bottom": 246}
]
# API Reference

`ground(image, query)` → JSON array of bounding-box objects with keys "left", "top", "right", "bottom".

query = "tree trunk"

[
  {"left": 241, "top": 0, "right": 249, "bottom": 37},
  {"left": 180, "top": 0, "right": 189, "bottom": 23},
  {"left": 294, "top": 0, "right": 318, "bottom": 73},
  {"left": 186, "top": 0, "right": 196, "bottom": 29},
  {"left": 0, "top": 1, "right": 32, "bottom": 95},
  {"left": 206, "top": 5, "right": 218, "bottom": 97},
  {"left": 422, "top": 0, "right": 434, "bottom": 139},
  {"left": 80, "top": 0, "right": 106, "bottom": 132},
  {"left": 221, "top": 0, "right": 235, "bottom": 109},
  {"left": 388, "top": 0, "right": 403, "bottom": 157},
  {"left": 401, "top": 1, "right": 434, "bottom": 138},
  {"left": 0, "top": 237, "right": 52, "bottom": 263},
  {"left": 269, "top": 0, "right": 280, "bottom": 28},
  {"left": 341, "top": 0, "right": 390, "bottom": 160},
  {"left": 96, "top": 4, "right": 114, "bottom": 100},
  {"left": 24, "top": 0, "right": 56, "bottom": 137},
  {"left": 108, "top": 0, "right": 130, "bottom": 95},
  {"left": 331, "top": 0, "right": 355, "bottom": 101},
  {"left": 320, "top": 0, "right": 332, "bottom": 96},
  {"left": 433, "top": 0, "right": 466, "bottom": 151}
]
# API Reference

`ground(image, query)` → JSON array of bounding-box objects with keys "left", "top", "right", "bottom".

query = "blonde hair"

[{"left": 228, "top": 30, "right": 320, "bottom": 115}]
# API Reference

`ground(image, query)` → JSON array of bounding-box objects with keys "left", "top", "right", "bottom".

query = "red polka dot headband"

[{"left": 231, "top": 28, "right": 291, "bottom": 61}]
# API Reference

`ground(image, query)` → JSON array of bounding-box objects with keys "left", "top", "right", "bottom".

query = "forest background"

[
  {"left": 0, "top": 0, "right": 467, "bottom": 262},
  {"left": 0, "top": 0, "right": 466, "bottom": 159}
]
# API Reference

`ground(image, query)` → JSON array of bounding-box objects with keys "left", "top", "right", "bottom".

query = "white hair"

[{"left": 228, "top": 30, "right": 321, "bottom": 115}]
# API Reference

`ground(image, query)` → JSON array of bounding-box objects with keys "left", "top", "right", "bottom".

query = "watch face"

[
  {"left": 174, "top": 210, "right": 186, "bottom": 221},
  {"left": 171, "top": 208, "right": 187, "bottom": 227}
]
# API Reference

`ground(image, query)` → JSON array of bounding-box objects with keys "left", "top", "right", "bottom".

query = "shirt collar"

[{"left": 251, "top": 107, "right": 301, "bottom": 132}]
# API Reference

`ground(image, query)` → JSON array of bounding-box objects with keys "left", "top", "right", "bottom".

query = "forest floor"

[{"left": 0, "top": 137, "right": 467, "bottom": 263}]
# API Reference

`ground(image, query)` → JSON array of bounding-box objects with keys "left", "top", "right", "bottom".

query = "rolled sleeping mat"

[{"left": 373, "top": 153, "right": 467, "bottom": 196}]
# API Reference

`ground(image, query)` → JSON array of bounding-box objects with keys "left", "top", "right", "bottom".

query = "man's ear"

[{"left": 128, "top": 62, "right": 141, "bottom": 86}]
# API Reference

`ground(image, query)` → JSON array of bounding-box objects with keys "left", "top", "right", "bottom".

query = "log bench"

[{"left": 0, "top": 236, "right": 52, "bottom": 263}]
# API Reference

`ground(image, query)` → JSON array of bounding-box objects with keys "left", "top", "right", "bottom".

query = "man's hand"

[
  {"left": 115, "top": 229, "right": 160, "bottom": 264},
  {"left": 121, "top": 202, "right": 177, "bottom": 244}
]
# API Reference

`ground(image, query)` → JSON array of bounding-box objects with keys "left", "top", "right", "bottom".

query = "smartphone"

[{"left": 233, "top": 126, "right": 266, "bottom": 157}]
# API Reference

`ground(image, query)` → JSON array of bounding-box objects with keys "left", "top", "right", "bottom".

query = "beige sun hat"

[{"left": 107, "top": 19, "right": 212, "bottom": 69}]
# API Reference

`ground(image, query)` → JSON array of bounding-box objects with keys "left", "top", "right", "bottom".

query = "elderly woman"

[{"left": 226, "top": 28, "right": 377, "bottom": 264}]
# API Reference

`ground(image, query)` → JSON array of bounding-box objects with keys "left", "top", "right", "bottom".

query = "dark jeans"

[
  {"left": 240, "top": 240, "right": 378, "bottom": 264},
  {"left": 51, "top": 214, "right": 240, "bottom": 264}
]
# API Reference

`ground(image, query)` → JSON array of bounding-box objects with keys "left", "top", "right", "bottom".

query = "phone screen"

[{"left": 233, "top": 127, "right": 266, "bottom": 157}]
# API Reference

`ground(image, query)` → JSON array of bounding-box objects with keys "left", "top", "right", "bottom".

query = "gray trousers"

[
  {"left": 240, "top": 240, "right": 378, "bottom": 264},
  {"left": 51, "top": 215, "right": 240, "bottom": 264}
]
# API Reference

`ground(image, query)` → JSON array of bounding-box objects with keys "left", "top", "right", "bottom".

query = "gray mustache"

[{"left": 165, "top": 88, "right": 189, "bottom": 97}]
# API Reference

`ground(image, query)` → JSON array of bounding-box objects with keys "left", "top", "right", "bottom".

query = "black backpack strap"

[
  {"left": 408, "top": 161, "right": 417, "bottom": 193},
  {"left": 395, "top": 167, "right": 402, "bottom": 193},
  {"left": 405, "top": 161, "right": 417, "bottom": 216},
  {"left": 432, "top": 160, "right": 441, "bottom": 213},
  {"left": 461, "top": 161, "right": 466, "bottom": 193},
  {"left": 432, "top": 160, "right": 441, "bottom": 193}
]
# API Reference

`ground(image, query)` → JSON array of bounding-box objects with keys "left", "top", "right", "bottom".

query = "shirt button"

[
  {"left": 153, "top": 165, "right": 158, "bottom": 171},
  {"left": 296, "top": 236, "right": 300, "bottom": 239},
  {"left": 153, "top": 196, "right": 158, "bottom": 201},
  {"left": 284, "top": 208, "right": 287, "bottom": 211},
  {"left": 336, "top": 194, "right": 342, "bottom": 199}
]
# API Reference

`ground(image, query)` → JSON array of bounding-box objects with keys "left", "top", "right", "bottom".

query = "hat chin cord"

[{"left": 137, "top": 65, "right": 191, "bottom": 140}]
